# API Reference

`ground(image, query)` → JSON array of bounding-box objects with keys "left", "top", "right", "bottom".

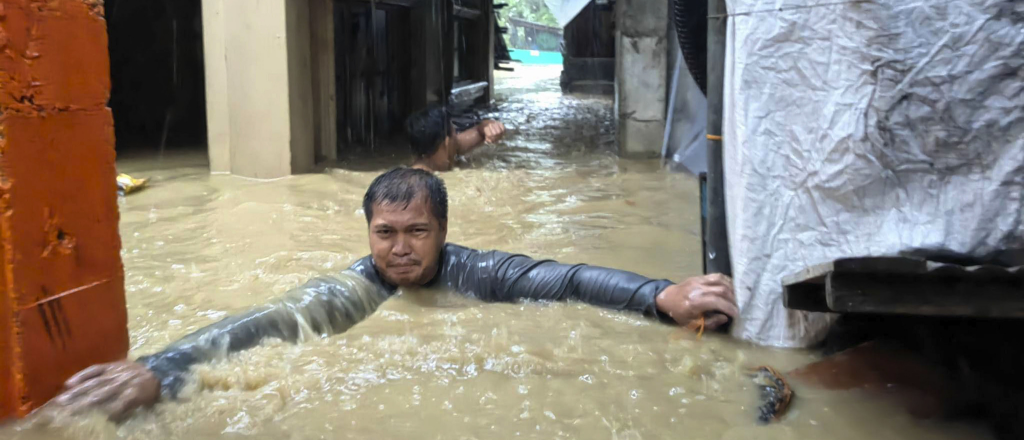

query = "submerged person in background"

[
  {"left": 408, "top": 104, "right": 506, "bottom": 172},
  {"left": 52, "top": 167, "right": 737, "bottom": 421}
]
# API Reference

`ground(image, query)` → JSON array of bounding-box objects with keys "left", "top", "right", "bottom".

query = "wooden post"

[
  {"left": 310, "top": 0, "right": 338, "bottom": 162},
  {"left": 483, "top": 0, "right": 495, "bottom": 102},
  {"left": 0, "top": 0, "right": 128, "bottom": 418}
]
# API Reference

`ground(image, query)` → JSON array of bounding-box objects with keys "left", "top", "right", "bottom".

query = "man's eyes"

[{"left": 375, "top": 227, "right": 428, "bottom": 236}]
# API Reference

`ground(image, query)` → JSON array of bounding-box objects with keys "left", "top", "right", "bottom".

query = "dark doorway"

[
  {"left": 104, "top": 0, "right": 207, "bottom": 157},
  {"left": 334, "top": 1, "right": 412, "bottom": 155}
]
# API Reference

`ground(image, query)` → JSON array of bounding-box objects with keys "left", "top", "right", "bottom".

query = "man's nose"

[{"left": 392, "top": 237, "right": 413, "bottom": 257}]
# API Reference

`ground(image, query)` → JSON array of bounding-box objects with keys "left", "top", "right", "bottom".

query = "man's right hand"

[
  {"left": 50, "top": 360, "right": 160, "bottom": 422},
  {"left": 655, "top": 273, "right": 739, "bottom": 330}
]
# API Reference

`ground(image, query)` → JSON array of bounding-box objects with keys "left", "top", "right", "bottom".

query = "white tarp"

[
  {"left": 724, "top": 0, "right": 1024, "bottom": 347},
  {"left": 543, "top": 0, "right": 592, "bottom": 28}
]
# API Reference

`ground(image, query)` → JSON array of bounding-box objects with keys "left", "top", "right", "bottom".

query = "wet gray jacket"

[{"left": 139, "top": 243, "right": 674, "bottom": 398}]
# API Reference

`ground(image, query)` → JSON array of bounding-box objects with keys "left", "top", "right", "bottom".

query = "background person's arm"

[
  {"left": 455, "top": 120, "right": 505, "bottom": 155},
  {"left": 51, "top": 271, "right": 389, "bottom": 420}
]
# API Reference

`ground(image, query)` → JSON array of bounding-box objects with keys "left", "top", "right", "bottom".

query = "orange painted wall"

[{"left": 0, "top": 0, "right": 128, "bottom": 419}]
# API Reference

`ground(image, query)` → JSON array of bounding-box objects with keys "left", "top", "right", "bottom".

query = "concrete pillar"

[
  {"left": 0, "top": 0, "right": 128, "bottom": 418},
  {"left": 202, "top": 0, "right": 231, "bottom": 173},
  {"left": 202, "top": 0, "right": 316, "bottom": 178},
  {"left": 614, "top": 0, "right": 669, "bottom": 157}
]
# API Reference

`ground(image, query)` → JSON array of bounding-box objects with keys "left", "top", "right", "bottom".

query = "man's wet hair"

[
  {"left": 363, "top": 167, "right": 448, "bottom": 224},
  {"left": 406, "top": 104, "right": 451, "bottom": 157}
]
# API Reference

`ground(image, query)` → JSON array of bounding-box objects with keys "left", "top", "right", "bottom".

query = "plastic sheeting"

[
  {"left": 664, "top": 42, "right": 708, "bottom": 175},
  {"left": 723, "top": 0, "right": 1024, "bottom": 347}
]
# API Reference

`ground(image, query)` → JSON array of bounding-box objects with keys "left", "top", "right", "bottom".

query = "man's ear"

[{"left": 439, "top": 220, "right": 448, "bottom": 237}]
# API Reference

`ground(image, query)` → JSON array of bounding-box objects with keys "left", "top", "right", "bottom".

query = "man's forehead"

[{"left": 371, "top": 198, "right": 434, "bottom": 224}]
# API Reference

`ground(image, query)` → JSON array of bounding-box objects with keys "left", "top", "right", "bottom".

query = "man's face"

[{"left": 368, "top": 197, "right": 447, "bottom": 287}]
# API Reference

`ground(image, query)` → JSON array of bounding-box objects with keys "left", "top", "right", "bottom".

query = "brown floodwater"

[{"left": 5, "top": 66, "right": 990, "bottom": 439}]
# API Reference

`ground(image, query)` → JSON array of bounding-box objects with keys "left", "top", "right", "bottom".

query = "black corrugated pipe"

[
  {"left": 705, "top": 0, "right": 731, "bottom": 277},
  {"left": 673, "top": 0, "right": 707, "bottom": 95}
]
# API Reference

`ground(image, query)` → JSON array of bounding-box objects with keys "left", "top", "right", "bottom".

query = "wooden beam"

[{"left": 826, "top": 272, "right": 1024, "bottom": 317}]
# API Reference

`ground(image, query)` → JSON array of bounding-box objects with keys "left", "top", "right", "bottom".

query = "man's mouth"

[{"left": 389, "top": 263, "right": 419, "bottom": 272}]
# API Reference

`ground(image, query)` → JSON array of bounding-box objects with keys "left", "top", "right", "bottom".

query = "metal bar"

[
  {"left": 343, "top": 1, "right": 353, "bottom": 148},
  {"left": 369, "top": 0, "right": 379, "bottom": 153},
  {"left": 449, "top": 80, "right": 488, "bottom": 106},
  {"left": 484, "top": 0, "right": 494, "bottom": 101},
  {"left": 699, "top": 172, "right": 708, "bottom": 276},
  {"left": 662, "top": 43, "right": 683, "bottom": 165},
  {"left": 705, "top": 0, "right": 732, "bottom": 276},
  {"left": 443, "top": 0, "right": 455, "bottom": 101}
]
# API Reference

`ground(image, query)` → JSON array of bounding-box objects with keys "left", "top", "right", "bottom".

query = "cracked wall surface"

[
  {"left": 614, "top": 0, "right": 669, "bottom": 157},
  {"left": 0, "top": 0, "right": 128, "bottom": 419}
]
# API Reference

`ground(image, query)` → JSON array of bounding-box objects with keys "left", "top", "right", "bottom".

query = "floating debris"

[
  {"left": 750, "top": 365, "right": 794, "bottom": 423},
  {"left": 116, "top": 173, "right": 149, "bottom": 195}
]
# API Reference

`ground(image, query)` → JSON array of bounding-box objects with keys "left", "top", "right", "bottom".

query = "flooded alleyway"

[{"left": 7, "top": 67, "right": 990, "bottom": 440}]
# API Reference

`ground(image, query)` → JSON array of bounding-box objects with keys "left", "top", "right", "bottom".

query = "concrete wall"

[
  {"left": 614, "top": 0, "right": 669, "bottom": 157},
  {"left": 203, "top": 0, "right": 317, "bottom": 178},
  {"left": 284, "top": 0, "right": 316, "bottom": 174}
]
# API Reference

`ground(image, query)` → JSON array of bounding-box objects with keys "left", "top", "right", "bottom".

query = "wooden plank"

[
  {"left": 783, "top": 257, "right": 931, "bottom": 285},
  {"left": 825, "top": 272, "right": 1024, "bottom": 317},
  {"left": 781, "top": 261, "right": 834, "bottom": 286},
  {"left": 831, "top": 257, "right": 928, "bottom": 274}
]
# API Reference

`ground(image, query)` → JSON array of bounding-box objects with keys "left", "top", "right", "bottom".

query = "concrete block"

[
  {"left": 0, "top": 0, "right": 110, "bottom": 109},
  {"left": 616, "top": 0, "right": 669, "bottom": 38},
  {"left": 619, "top": 118, "right": 667, "bottom": 157},
  {"left": 1, "top": 110, "right": 127, "bottom": 420},
  {"left": 616, "top": 36, "right": 668, "bottom": 122}
]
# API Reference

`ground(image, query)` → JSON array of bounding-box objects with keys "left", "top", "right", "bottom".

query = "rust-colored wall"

[{"left": 0, "top": 0, "right": 128, "bottom": 419}]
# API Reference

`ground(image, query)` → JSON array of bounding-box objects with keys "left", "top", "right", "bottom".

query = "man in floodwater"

[
  {"left": 52, "top": 167, "right": 737, "bottom": 421},
  {"left": 409, "top": 104, "right": 506, "bottom": 172}
]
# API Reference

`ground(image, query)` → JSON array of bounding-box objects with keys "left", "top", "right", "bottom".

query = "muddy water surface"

[{"left": 6, "top": 66, "right": 989, "bottom": 439}]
